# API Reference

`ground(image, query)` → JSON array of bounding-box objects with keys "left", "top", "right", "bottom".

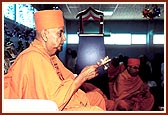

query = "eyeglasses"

[{"left": 128, "top": 66, "right": 139, "bottom": 70}]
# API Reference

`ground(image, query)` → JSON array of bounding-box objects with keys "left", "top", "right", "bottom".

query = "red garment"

[
  {"left": 108, "top": 63, "right": 125, "bottom": 100},
  {"left": 113, "top": 70, "right": 154, "bottom": 111},
  {"left": 4, "top": 39, "right": 104, "bottom": 111}
]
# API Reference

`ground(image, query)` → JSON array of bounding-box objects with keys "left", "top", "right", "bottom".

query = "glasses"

[{"left": 128, "top": 66, "right": 139, "bottom": 70}]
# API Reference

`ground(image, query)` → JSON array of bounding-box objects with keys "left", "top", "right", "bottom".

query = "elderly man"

[
  {"left": 4, "top": 9, "right": 107, "bottom": 111},
  {"left": 112, "top": 58, "right": 154, "bottom": 111}
]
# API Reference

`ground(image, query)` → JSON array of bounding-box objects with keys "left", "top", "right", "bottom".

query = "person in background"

[
  {"left": 139, "top": 55, "right": 152, "bottom": 83},
  {"left": 151, "top": 53, "right": 162, "bottom": 87},
  {"left": 67, "top": 50, "right": 77, "bottom": 73},
  {"left": 150, "top": 53, "right": 164, "bottom": 110},
  {"left": 4, "top": 9, "right": 106, "bottom": 111},
  {"left": 112, "top": 58, "right": 154, "bottom": 111},
  {"left": 65, "top": 47, "right": 72, "bottom": 67},
  {"left": 107, "top": 57, "right": 125, "bottom": 100}
]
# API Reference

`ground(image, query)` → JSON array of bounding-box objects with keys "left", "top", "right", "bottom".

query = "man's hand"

[
  {"left": 80, "top": 65, "right": 99, "bottom": 80},
  {"left": 74, "top": 65, "right": 99, "bottom": 91}
]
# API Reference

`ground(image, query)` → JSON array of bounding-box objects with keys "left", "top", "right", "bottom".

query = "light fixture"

[{"left": 103, "top": 11, "right": 113, "bottom": 16}]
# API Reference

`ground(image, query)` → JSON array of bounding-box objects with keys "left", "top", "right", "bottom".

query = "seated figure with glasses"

[{"left": 112, "top": 58, "right": 154, "bottom": 111}]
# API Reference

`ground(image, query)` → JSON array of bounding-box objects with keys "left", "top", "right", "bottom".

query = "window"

[
  {"left": 16, "top": 4, "right": 37, "bottom": 28},
  {"left": 4, "top": 3, "right": 37, "bottom": 28},
  {"left": 131, "top": 34, "right": 146, "bottom": 44},
  {"left": 4, "top": 3, "right": 15, "bottom": 20},
  {"left": 67, "top": 34, "right": 79, "bottom": 44},
  {"left": 104, "top": 33, "right": 148, "bottom": 45},
  {"left": 104, "top": 36, "right": 113, "bottom": 44},
  {"left": 153, "top": 34, "right": 164, "bottom": 44},
  {"left": 104, "top": 33, "right": 131, "bottom": 45}
]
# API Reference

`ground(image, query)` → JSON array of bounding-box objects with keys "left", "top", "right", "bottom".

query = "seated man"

[
  {"left": 112, "top": 58, "right": 154, "bottom": 111},
  {"left": 4, "top": 9, "right": 106, "bottom": 111}
]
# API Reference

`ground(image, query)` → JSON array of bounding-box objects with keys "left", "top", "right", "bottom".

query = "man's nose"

[{"left": 62, "top": 33, "right": 66, "bottom": 41}]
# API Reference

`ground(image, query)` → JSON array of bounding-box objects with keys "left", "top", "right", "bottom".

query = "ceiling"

[{"left": 31, "top": 3, "right": 165, "bottom": 20}]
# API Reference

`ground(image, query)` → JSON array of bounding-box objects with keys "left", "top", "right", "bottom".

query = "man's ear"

[{"left": 41, "top": 29, "right": 48, "bottom": 42}]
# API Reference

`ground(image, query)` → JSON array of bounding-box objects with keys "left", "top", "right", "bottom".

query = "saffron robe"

[
  {"left": 4, "top": 39, "right": 104, "bottom": 111},
  {"left": 81, "top": 83, "right": 114, "bottom": 111},
  {"left": 113, "top": 70, "right": 154, "bottom": 111}
]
